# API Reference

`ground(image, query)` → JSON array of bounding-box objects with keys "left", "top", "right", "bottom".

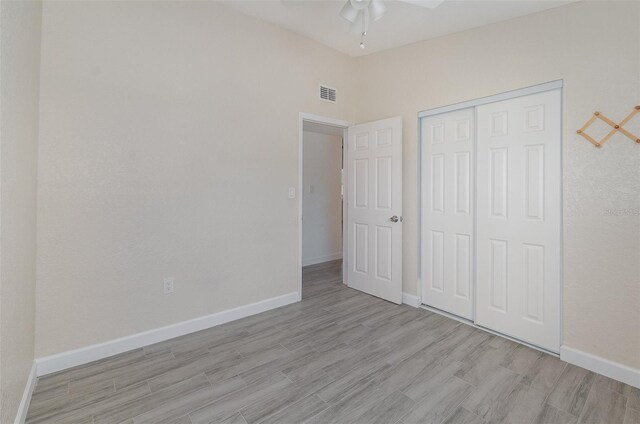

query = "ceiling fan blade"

[
  {"left": 397, "top": 0, "right": 446, "bottom": 9},
  {"left": 369, "top": 0, "right": 386, "bottom": 21},
  {"left": 340, "top": 1, "right": 359, "bottom": 23}
]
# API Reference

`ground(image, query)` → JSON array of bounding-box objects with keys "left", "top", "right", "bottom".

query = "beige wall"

[
  {"left": 35, "top": 1, "right": 357, "bottom": 357},
  {"left": 35, "top": 0, "right": 639, "bottom": 373},
  {"left": 302, "top": 130, "right": 343, "bottom": 266},
  {"left": 0, "top": 0, "right": 42, "bottom": 421},
  {"left": 356, "top": 1, "right": 640, "bottom": 368}
]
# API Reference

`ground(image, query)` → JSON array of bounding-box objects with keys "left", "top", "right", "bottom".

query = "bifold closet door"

[
  {"left": 475, "top": 89, "right": 561, "bottom": 352},
  {"left": 421, "top": 108, "right": 474, "bottom": 319}
]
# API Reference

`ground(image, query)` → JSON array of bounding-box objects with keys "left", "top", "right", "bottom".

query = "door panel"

[
  {"left": 421, "top": 108, "right": 475, "bottom": 319},
  {"left": 347, "top": 117, "right": 402, "bottom": 304},
  {"left": 476, "top": 89, "right": 561, "bottom": 352}
]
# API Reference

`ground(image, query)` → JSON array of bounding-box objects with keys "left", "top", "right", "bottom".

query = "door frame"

[
  {"left": 416, "top": 80, "right": 564, "bottom": 353},
  {"left": 298, "top": 113, "right": 353, "bottom": 301}
]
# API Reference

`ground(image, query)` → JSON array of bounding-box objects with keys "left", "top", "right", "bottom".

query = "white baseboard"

[
  {"left": 302, "top": 252, "right": 342, "bottom": 267},
  {"left": 402, "top": 292, "right": 420, "bottom": 308},
  {"left": 35, "top": 291, "right": 299, "bottom": 377},
  {"left": 561, "top": 345, "right": 640, "bottom": 389},
  {"left": 15, "top": 362, "right": 37, "bottom": 424}
]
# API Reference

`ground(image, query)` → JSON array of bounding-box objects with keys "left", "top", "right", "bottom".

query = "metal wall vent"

[{"left": 320, "top": 85, "right": 337, "bottom": 103}]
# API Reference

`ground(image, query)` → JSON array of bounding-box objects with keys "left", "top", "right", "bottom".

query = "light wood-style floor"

[{"left": 27, "top": 260, "right": 639, "bottom": 424}]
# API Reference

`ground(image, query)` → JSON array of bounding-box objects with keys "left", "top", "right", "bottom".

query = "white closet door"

[
  {"left": 476, "top": 89, "right": 561, "bottom": 352},
  {"left": 347, "top": 117, "right": 403, "bottom": 304},
  {"left": 421, "top": 108, "right": 474, "bottom": 319}
]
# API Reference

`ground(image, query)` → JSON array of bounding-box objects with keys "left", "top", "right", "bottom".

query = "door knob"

[{"left": 390, "top": 215, "right": 402, "bottom": 223}]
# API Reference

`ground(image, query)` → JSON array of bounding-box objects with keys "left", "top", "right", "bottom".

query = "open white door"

[{"left": 346, "top": 117, "right": 402, "bottom": 304}]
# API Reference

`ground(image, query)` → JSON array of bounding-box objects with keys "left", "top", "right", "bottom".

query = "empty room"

[{"left": 1, "top": 0, "right": 639, "bottom": 423}]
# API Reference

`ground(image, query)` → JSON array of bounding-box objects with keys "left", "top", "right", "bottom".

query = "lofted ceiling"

[{"left": 222, "top": 0, "right": 577, "bottom": 57}]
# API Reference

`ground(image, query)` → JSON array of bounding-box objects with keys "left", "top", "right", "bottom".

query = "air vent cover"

[{"left": 320, "top": 85, "right": 337, "bottom": 103}]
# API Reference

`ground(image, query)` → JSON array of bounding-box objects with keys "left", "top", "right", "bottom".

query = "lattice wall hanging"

[{"left": 577, "top": 106, "right": 640, "bottom": 148}]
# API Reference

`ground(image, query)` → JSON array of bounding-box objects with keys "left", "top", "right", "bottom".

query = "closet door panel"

[
  {"left": 421, "top": 108, "right": 474, "bottom": 319},
  {"left": 475, "top": 89, "right": 561, "bottom": 352}
]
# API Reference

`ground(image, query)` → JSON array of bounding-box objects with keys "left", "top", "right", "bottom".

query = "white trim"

[
  {"left": 561, "top": 345, "right": 640, "bottom": 389},
  {"left": 298, "top": 113, "right": 352, "bottom": 300},
  {"left": 35, "top": 292, "right": 298, "bottom": 377},
  {"left": 302, "top": 252, "right": 343, "bottom": 267},
  {"left": 299, "top": 113, "right": 351, "bottom": 128},
  {"left": 402, "top": 292, "right": 420, "bottom": 308},
  {"left": 418, "top": 80, "right": 563, "bottom": 118},
  {"left": 15, "top": 362, "right": 37, "bottom": 424},
  {"left": 416, "top": 118, "right": 423, "bottom": 305}
]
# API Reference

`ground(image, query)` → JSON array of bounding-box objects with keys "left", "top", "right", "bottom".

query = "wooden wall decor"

[{"left": 577, "top": 106, "right": 640, "bottom": 148}]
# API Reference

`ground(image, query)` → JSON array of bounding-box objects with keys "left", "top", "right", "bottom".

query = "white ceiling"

[{"left": 222, "top": 0, "right": 576, "bottom": 57}]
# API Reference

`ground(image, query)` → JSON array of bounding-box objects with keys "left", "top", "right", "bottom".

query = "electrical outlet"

[
  {"left": 288, "top": 187, "right": 296, "bottom": 199},
  {"left": 163, "top": 277, "right": 174, "bottom": 294}
]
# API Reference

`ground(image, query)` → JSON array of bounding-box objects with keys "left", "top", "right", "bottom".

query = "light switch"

[{"left": 288, "top": 187, "right": 296, "bottom": 199}]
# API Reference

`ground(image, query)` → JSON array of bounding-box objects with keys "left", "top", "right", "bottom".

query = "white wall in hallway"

[{"left": 302, "top": 130, "right": 343, "bottom": 266}]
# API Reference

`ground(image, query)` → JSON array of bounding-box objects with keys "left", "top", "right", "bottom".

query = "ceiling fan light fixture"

[
  {"left": 335, "top": 0, "right": 447, "bottom": 49},
  {"left": 349, "top": 11, "right": 369, "bottom": 34}
]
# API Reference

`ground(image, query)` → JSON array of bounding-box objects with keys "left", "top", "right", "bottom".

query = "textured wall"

[
  {"left": 36, "top": 1, "right": 357, "bottom": 357},
  {"left": 356, "top": 1, "right": 640, "bottom": 368},
  {"left": 0, "top": 0, "right": 42, "bottom": 421},
  {"left": 35, "top": 0, "right": 639, "bottom": 373}
]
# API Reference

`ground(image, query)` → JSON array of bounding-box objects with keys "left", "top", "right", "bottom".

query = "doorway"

[
  {"left": 301, "top": 121, "right": 345, "bottom": 298},
  {"left": 298, "top": 113, "right": 404, "bottom": 304},
  {"left": 298, "top": 114, "right": 351, "bottom": 301}
]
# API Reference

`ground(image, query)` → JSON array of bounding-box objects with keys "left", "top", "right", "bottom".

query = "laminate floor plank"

[
  {"left": 239, "top": 371, "right": 332, "bottom": 424},
  {"left": 188, "top": 373, "right": 291, "bottom": 424},
  {"left": 624, "top": 408, "right": 640, "bottom": 424},
  {"left": 131, "top": 384, "right": 218, "bottom": 424},
  {"left": 401, "top": 375, "right": 474, "bottom": 424},
  {"left": 441, "top": 407, "right": 487, "bottom": 424},
  {"left": 577, "top": 377, "right": 628, "bottom": 424},
  {"left": 256, "top": 394, "right": 327, "bottom": 424},
  {"left": 92, "top": 374, "right": 210, "bottom": 424},
  {"left": 27, "top": 381, "right": 149, "bottom": 424},
  {"left": 521, "top": 352, "right": 567, "bottom": 396},
  {"left": 27, "top": 260, "right": 638, "bottom": 424},
  {"left": 347, "top": 391, "right": 416, "bottom": 424},
  {"left": 547, "top": 364, "right": 598, "bottom": 417},
  {"left": 532, "top": 403, "right": 578, "bottom": 424}
]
